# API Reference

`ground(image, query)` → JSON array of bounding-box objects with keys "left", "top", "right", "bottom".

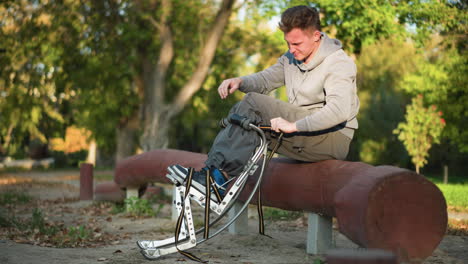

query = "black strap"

[
  {"left": 174, "top": 168, "right": 208, "bottom": 263},
  {"left": 209, "top": 174, "right": 223, "bottom": 203},
  {"left": 257, "top": 133, "right": 283, "bottom": 237},
  {"left": 204, "top": 170, "right": 211, "bottom": 239}
]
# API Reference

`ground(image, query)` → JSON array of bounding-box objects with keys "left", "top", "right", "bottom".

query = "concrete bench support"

[
  {"left": 228, "top": 201, "right": 249, "bottom": 235},
  {"left": 126, "top": 187, "right": 139, "bottom": 211},
  {"left": 126, "top": 187, "right": 139, "bottom": 199},
  {"left": 307, "top": 213, "right": 333, "bottom": 254},
  {"left": 227, "top": 207, "right": 333, "bottom": 255}
]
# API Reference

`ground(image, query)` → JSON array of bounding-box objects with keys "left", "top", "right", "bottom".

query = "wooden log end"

[
  {"left": 366, "top": 169, "right": 447, "bottom": 262},
  {"left": 335, "top": 167, "right": 447, "bottom": 262}
]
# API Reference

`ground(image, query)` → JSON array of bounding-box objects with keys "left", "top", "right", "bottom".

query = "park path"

[{"left": 0, "top": 169, "right": 113, "bottom": 187}]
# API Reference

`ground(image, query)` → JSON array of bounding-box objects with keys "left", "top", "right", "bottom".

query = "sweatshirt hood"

[{"left": 295, "top": 32, "right": 342, "bottom": 71}]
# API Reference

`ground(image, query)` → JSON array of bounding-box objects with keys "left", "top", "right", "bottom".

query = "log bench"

[{"left": 109, "top": 149, "right": 447, "bottom": 263}]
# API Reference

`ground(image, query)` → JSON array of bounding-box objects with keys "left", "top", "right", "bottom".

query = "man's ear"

[{"left": 314, "top": 30, "right": 322, "bottom": 42}]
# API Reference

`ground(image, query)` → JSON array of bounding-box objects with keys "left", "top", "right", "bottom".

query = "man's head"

[
  {"left": 279, "top": 6, "right": 322, "bottom": 63},
  {"left": 279, "top": 5, "right": 321, "bottom": 33}
]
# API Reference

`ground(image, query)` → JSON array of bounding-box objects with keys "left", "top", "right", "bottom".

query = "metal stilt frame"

[{"left": 137, "top": 119, "right": 269, "bottom": 260}]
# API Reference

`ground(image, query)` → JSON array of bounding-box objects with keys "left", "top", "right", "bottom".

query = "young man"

[{"left": 169, "top": 5, "right": 360, "bottom": 197}]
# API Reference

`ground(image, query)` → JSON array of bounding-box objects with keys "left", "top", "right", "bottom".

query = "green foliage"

[
  {"left": 124, "top": 197, "right": 155, "bottom": 217},
  {"left": 261, "top": 0, "right": 464, "bottom": 53},
  {"left": 30, "top": 208, "right": 59, "bottom": 236},
  {"left": 428, "top": 174, "right": 468, "bottom": 211},
  {"left": 0, "top": 210, "right": 12, "bottom": 227},
  {"left": 436, "top": 184, "right": 468, "bottom": 210},
  {"left": 67, "top": 225, "right": 93, "bottom": 242},
  {"left": 170, "top": 4, "right": 285, "bottom": 151},
  {"left": 110, "top": 202, "right": 126, "bottom": 215},
  {"left": 263, "top": 207, "right": 303, "bottom": 221},
  {"left": 1, "top": 201, "right": 120, "bottom": 247},
  {"left": 313, "top": 259, "right": 325, "bottom": 264},
  {"left": 352, "top": 38, "right": 417, "bottom": 165},
  {"left": 0, "top": 2, "right": 67, "bottom": 157},
  {"left": 0, "top": 191, "right": 32, "bottom": 205},
  {"left": 393, "top": 95, "right": 445, "bottom": 173},
  {"left": 48, "top": 150, "right": 87, "bottom": 168},
  {"left": 401, "top": 40, "right": 468, "bottom": 153},
  {"left": 1, "top": 0, "right": 466, "bottom": 174}
]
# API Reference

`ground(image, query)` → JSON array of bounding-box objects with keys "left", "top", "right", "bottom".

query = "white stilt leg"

[{"left": 172, "top": 186, "right": 178, "bottom": 221}]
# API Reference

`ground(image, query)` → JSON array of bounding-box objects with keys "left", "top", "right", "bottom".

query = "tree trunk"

[
  {"left": 116, "top": 112, "right": 140, "bottom": 162},
  {"left": 140, "top": 0, "right": 173, "bottom": 151},
  {"left": 86, "top": 140, "right": 97, "bottom": 165},
  {"left": 2, "top": 123, "right": 14, "bottom": 155},
  {"left": 443, "top": 164, "right": 448, "bottom": 184},
  {"left": 139, "top": 0, "right": 236, "bottom": 151},
  {"left": 416, "top": 165, "right": 420, "bottom": 174},
  {"left": 172, "top": 0, "right": 237, "bottom": 112}
]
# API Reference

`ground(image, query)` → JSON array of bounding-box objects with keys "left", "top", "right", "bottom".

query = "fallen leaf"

[
  {"left": 97, "top": 257, "right": 107, "bottom": 261},
  {"left": 113, "top": 250, "right": 122, "bottom": 254}
]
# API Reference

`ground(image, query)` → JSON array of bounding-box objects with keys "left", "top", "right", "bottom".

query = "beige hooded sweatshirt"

[{"left": 239, "top": 33, "right": 359, "bottom": 138}]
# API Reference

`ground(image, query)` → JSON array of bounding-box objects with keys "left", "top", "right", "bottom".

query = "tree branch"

[{"left": 172, "top": 0, "right": 236, "bottom": 113}]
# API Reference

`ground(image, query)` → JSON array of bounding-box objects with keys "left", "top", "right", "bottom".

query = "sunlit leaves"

[
  {"left": 400, "top": 38, "right": 468, "bottom": 153},
  {"left": 393, "top": 95, "right": 446, "bottom": 173}
]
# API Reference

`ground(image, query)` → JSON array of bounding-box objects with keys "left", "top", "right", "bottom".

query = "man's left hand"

[{"left": 270, "top": 117, "right": 298, "bottom": 133}]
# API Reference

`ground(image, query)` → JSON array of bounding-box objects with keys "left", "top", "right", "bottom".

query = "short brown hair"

[{"left": 278, "top": 5, "right": 321, "bottom": 33}]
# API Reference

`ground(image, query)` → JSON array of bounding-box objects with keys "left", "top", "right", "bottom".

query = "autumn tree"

[{"left": 393, "top": 95, "right": 446, "bottom": 173}]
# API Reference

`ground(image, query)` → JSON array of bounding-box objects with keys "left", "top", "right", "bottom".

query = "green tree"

[
  {"left": 352, "top": 38, "right": 417, "bottom": 165},
  {"left": 400, "top": 37, "right": 468, "bottom": 153},
  {"left": 65, "top": 0, "right": 238, "bottom": 157},
  {"left": 172, "top": 6, "right": 286, "bottom": 152},
  {"left": 393, "top": 95, "right": 446, "bottom": 173},
  {"left": 260, "top": 0, "right": 464, "bottom": 54},
  {"left": 1, "top": 0, "right": 281, "bottom": 162},
  {"left": 0, "top": 1, "right": 67, "bottom": 158}
]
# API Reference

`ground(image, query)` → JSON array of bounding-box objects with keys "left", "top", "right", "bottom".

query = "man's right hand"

[{"left": 218, "top": 77, "right": 242, "bottom": 99}]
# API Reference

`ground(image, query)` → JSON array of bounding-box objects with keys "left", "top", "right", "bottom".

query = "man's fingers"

[
  {"left": 229, "top": 81, "right": 239, "bottom": 95},
  {"left": 218, "top": 78, "right": 241, "bottom": 99},
  {"left": 218, "top": 81, "right": 228, "bottom": 99},
  {"left": 222, "top": 81, "right": 231, "bottom": 98},
  {"left": 270, "top": 118, "right": 280, "bottom": 132},
  {"left": 229, "top": 85, "right": 236, "bottom": 94}
]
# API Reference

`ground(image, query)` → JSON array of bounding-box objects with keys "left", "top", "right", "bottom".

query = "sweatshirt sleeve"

[
  {"left": 239, "top": 56, "right": 285, "bottom": 94},
  {"left": 296, "top": 58, "right": 356, "bottom": 132}
]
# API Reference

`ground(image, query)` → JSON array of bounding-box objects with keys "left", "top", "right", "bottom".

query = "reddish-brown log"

[
  {"left": 114, "top": 149, "right": 447, "bottom": 263},
  {"left": 115, "top": 149, "right": 205, "bottom": 188}
]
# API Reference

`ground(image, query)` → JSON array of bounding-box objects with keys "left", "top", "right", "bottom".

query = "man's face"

[{"left": 284, "top": 28, "right": 321, "bottom": 64}]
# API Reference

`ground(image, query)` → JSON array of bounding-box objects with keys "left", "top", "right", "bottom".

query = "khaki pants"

[{"left": 206, "top": 93, "right": 352, "bottom": 176}]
